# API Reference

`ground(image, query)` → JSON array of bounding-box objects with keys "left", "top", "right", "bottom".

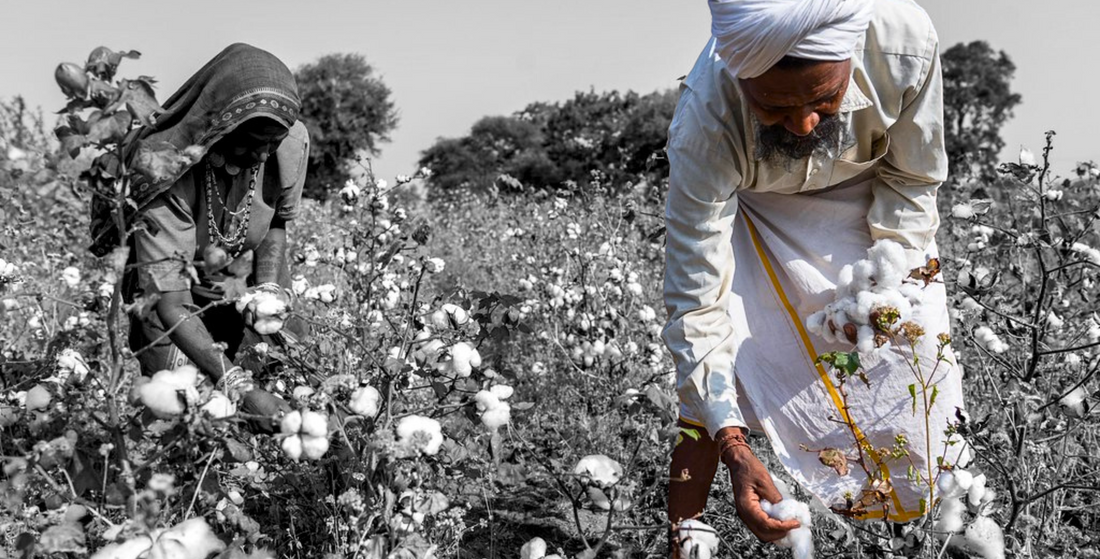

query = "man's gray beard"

[{"left": 753, "top": 112, "right": 851, "bottom": 168}]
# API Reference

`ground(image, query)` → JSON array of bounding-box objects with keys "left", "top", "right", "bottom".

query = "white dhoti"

[{"left": 681, "top": 177, "right": 967, "bottom": 521}]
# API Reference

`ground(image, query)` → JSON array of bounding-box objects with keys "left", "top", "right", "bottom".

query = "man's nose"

[{"left": 785, "top": 110, "right": 819, "bottom": 137}]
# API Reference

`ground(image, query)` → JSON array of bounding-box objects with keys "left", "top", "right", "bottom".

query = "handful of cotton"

[
  {"left": 807, "top": 240, "right": 929, "bottom": 353},
  {"left": 760, "top": 498, "right": 814, "bottom": 559}
]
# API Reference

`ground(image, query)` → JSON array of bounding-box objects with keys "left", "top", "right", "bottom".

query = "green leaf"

[
  {"left": 86, "top": 110, "right": 131, "bottom": 145},
  {"left": 919, "top": 498, "right": 928, "bottom": 515},
  {"left": 908, "top": 384, "right": 918, "bottom": 415},
  {"left": 929, "top": 385, "right": 940, "bottom": 410},
  {"left": 680, "top": 427, "right": 701, "bottom": 442},
  {"left": 107, "top": 78, "right": 162, "bottom": 126}
]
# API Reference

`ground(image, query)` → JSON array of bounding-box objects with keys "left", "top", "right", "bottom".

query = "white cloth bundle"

[{"left": 709, "top": 0, "right": 875, "bottom": 78}]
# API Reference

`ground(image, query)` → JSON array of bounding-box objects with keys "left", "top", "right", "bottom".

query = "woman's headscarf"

[
  {"left": 709, "top": 0, "right": 875, "bottom": 79},
  {"left": 89, "top": 43, "right": 301, "bottom": 256}
]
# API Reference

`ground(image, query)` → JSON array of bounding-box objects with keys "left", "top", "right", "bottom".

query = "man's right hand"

[{"left": 717, "top": 427, "right": 801, "bottom": 542}]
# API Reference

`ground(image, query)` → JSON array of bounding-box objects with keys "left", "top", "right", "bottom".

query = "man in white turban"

[{"left": 665, "top": 0, "right": 964, "bottom": 552}]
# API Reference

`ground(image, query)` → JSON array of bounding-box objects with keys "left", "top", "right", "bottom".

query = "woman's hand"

[
  {"left": 239, "top": 388, "right": 291, "bottom": 433},
  {"left": 718, "top": 427, "right": 801, "bottom": 542}
]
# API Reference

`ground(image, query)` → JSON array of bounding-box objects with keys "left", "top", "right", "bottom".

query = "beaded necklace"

[{"left": 204, "top": 161, "right": 259, "bottom": 257}]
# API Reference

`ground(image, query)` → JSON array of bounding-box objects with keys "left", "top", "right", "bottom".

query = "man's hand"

[{"left": 717, "top": 427, "right": 801, "bottom": 542}]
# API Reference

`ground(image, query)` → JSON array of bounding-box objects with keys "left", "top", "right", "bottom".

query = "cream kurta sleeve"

[
  {"left": 662, "top": 86, "right": 749, "bottom": 435},
  {"left": 867, "top": 34, "right": 948, "bottom": 254}
]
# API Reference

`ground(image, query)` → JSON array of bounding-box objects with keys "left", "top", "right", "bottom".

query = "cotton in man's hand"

[{"left": 760, "top": 498, "right": 814, "bottom": 559}]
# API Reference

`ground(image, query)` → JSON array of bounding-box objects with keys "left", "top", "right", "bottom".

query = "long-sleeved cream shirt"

[{"left": 663, "top": 0, "right": 948, "bottom": 433}]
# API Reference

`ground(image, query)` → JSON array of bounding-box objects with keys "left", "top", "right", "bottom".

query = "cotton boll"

[
  {"left": 349, "top": 386, "right": 382, "bottom": 418},
  {"left": 573, "top": 454, "right": 623, "bottom": 487},
  {"left": 963, "top": 516, "right": 1005, "bottom": 559},
  {"left": 301, "top": 434, "right": 330, "bottom": 460},
  {"left": 299, "top": 411, "right": 328, "bottom": 438},
  {"left": 281, "top": 434, "right": 303, "bottom": 461},
  {"left": 138, "top": 381, "right": 185, "bottom": 418},
  {"left": 938, "top": 496, "right": 966, "bottom": 534},
  {"left": 769, "top": 473, "right": 793, "bottom": 500},
  {"left": 520, "top": 537, "right": 547, "bottom": 559},
  {"left": 481, "top": 404, "right": 511, "bottom": 430},
  {"left": 873, "top": 241, "right": 910, "bottom": 287},
  {"left": 760, "top": 499, "right": 813, "bottom": 559},
  {"left": 1059, "top": 386, "right": 1089, "bottom": 418},
  {"left": 851, "top": 259, "right": 876, "bottom": 292},
  {"left": 806, "top": 311, "right": 826, "bottom": 335},
  {"left": 281, "top": 410, "right": 303, "bottom": 435},
  {"left": 678, "top": 519, "right": 720, "bottom": 559},
  {"left": 967, "top": 474, "right": 988, "bottom": 508},
  {"left": 489, "top": 384, "right": 514, "bottom": 400},
  {"left": 201, "top": 391, "right": 236, "bottom": 419},
  {"left": 857, "top": 325, "right": 876, "bottom": 353},
  {"left": 836, "top": 264, "right": 855, "bottom": 295}
]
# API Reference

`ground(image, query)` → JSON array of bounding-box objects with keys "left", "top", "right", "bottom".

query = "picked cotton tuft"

[
  {"left": 520, "top": 537, "right": 547, "bottom": 559},
  {"left": 938, "top": 496, "right": 967, "bottom": 534},
  {"left": 760, "top": 499, "right": 813, "bottom": 559}
]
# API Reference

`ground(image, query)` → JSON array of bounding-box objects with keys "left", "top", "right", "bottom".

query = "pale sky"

[{"left": 2, "top": 1, "right": 1096, "bottom": 182}]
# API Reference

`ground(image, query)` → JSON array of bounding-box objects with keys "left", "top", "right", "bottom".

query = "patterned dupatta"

[{"left": 88, "top": 43, "right": 301, "bottom": 256}]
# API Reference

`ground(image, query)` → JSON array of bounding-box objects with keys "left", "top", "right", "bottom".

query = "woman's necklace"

[{"left": 204, "top": 161, "right": 258, "bottom": 257}]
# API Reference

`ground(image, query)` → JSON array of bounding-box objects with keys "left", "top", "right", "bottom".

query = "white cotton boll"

[
  {"left": 857, "top": 325, "right": 876, "bottom": 353},
  {"left": 481, "top": 404, "right": 511, "bottom": 430},
  {"left": 868, "top": 240, "right": 909, "bottom": 288},
  {"left": 281, "top": 434, "right": 303, "bottom": 461},
  {"left": 1019, "top": 147, "right": 1036, "bottom": 166},
  {"left": 301, "top": 434, "right": 330, "bottom": 460},
  {"left": 1042, "top": 189, "right": 1064, "bottom": 201},
  {"left": 349, "top": 386, "right": 382, "bottom": 418},
  {"left": 281, "top": 410, "right": 303, "bottom": 435},
  {"left": 835, "top": 264, "right": 855, "bottom": 296},
  {"left": 446, "top": 342, "right": 481, "bottom": 377},
  {"left": 440, "top": 303, "right": 470, "bottom": 326},
  {"left": 60, "top": 266, "right": 81, "bottom": 288},
  {"left": 520, "top": 537, "right": 547, "bottom": 559},
  {"left": 898, "top": 282, "right": 924, "bottom": 305},
  {"left": 760, "top": 499, "right": 814, "bottom": 559},
  {"left": 851, "top": 260, "right": 876, "bottom": 292},
  {"left": 396, "top": 415, "right": 444, "bottom": 455},
  {"left": 1045, "top": 312, "right": 1064, "bottom": 330},
  {"left": 1058, "top": 386, "right": 1089, "bottom": 419},
  {"left": 1070, "top": 242, "right": 1100, "bottom": 265},
  {"left": 938, "top": 496, "right": 967, "bottom": 534},
  {"left": 960, "top": 297, "right": 982, "bottom": 312},
  {"left": 678, "top": 519, "right": 720, "bottom": 559},
  {"left": 573, "top": 454, "right": 623, "bottom": 487},
  {"left": 299, "top": 410, "right": 328, "bottom": 438},
  {"left": 953, "top": 469, "right": 975, "bottom": 493},
  {"left": 201, "top": 391, "right": 236, "bottom": 419},
  {"left": 967, "top": 474, "right": 988, "bottom": 508},
  {"left": 963, "top": 516, "right": 1006, "bottom": 559},
  {"left": 254, "top": 294, "right": 286, "bottom": 318},
  {"left": 489, "top": 384, "right": 514, "bottom": 400},
  {"left": 974, "top": 327, "right": 1008, "bottom": 353},
  {"left": 806, "top": 311, "right": 826, "bottom": 335},
  {"left": 952, "top": 203, "right": 976, "bottom": 219}
]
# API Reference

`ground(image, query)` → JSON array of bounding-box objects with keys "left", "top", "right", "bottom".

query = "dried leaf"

[
  {"left": 818, "top": 448, "right": 850, "bottom": 476},
  {"left": 908, "top": 258, "right": 941, "bottom": 286}
]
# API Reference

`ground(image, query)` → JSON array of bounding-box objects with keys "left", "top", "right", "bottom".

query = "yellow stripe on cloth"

[{"left": 742, "top": 212, "right": 920, "bottom": 522}]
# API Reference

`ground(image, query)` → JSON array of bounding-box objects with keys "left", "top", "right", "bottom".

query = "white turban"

[{"left": 709, "top": 0, "right": 875, "bottom": 79}]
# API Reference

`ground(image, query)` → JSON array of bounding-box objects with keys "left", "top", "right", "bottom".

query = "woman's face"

[{"left": 214, "top": 117, "right": 290, "bottom": 168}]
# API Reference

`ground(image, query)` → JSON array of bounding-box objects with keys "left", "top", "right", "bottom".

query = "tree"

[
  {"left": 294, "top": 53, "right": 398, "bottom": 199},
  {"left": 419, "top": 88, "right": 677, "bottom": 199},
  {"left": 941, "top": 41, "right": 1022, "bottom": 183}
]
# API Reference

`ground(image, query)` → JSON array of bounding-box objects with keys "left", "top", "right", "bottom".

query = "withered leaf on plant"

[
  {"left": 908, "top": 258, "right": 941, "bottom": 286},
  {"left": 818, "top": 448, "right": 850, "bottom": 476}
]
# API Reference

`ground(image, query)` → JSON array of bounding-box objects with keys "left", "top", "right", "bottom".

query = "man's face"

[{"left": 739, "top": 59, "right": 851, "bottom": 162}]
